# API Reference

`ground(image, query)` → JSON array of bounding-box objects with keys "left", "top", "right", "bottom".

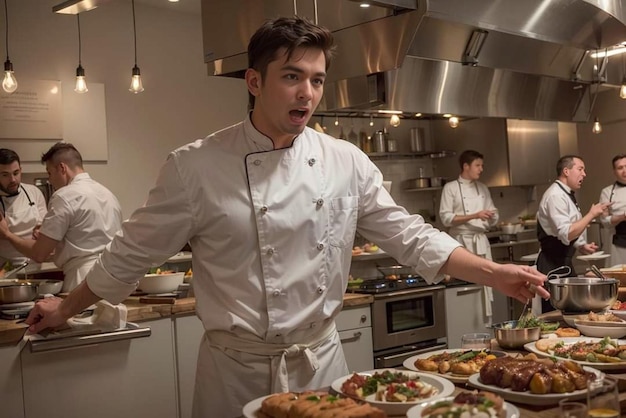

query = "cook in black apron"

[
  {"left": 609, "top": 183, "right": 626, "bottom": 249},
  {"left": 536, "top": 183, "right": 580, "bottom": 312}
]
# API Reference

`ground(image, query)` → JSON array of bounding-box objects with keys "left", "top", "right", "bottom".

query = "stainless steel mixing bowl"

[
  {"left": 491, "top": 320, "right": 541, "bottom": 349},
  {"left": 0, "top": 282, "right": 37, "bottom": 304},
  {"left": 548, "top": 277, "right": 618, "bottom": 312}
]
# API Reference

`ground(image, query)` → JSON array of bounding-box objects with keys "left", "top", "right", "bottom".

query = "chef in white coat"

[
  {"left": 0, "top": 149, "right": 47, "bottom": 273},
  {"left": 439, "top": 150, "right": 499, "bottom": 317},
  {"left": 599, "top": 154, "right": 626, "bottom": 266},
  {"left": 22, "top": 17, "right": 549, "bottom": 418},
  {"left": 0, "top": 143, "right": 122, "bottom": 291}
]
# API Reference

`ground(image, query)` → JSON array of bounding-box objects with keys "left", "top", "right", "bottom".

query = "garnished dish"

[
  {"left": 532, "top": 336, "right": 626, "bottom": 363},
  {"left": 501, "top": 314, "right": 559, "bottom": 334},
  {"left": 331, "top": 369, "right": 455, "bottom": 416},
  {"left": 406, "top": 392, "right": 517, "bottom": 418},
  {"left": 405, "top": 349, "right": 502, "bottom": 382},
  {"left": 241, "top": 391, "right": 387, "bottom": 418}
]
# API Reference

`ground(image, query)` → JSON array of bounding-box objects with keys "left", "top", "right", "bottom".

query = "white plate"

[
  {"left": 577, "top": 253, "right": 611, "bottom": 261},
  {"left": 573, "top": 322, "right": 626, "bottom": 339},
  {"left": 402, "top": 349, "right": 507, "bottom": 383},
  {"left": 524, "top": 337, "right": 626, "bottom": 370},
  {"left": 609, "top": 310, "right": 626, "bottom": 321},
  {"left": 467, "top": 367, "right": 600, "bottom": 406},
  {"left": 242, "top": 394, "right": 268, "bottom": 418},
  {"left": 330, "top": 369, "right": 455, "bottom": 416},
  {"left": 0, "top": 301, "right": 35, "bottom": 310},
  {"left": 406, "top": 396, "right": 520, "bottom": 418}
]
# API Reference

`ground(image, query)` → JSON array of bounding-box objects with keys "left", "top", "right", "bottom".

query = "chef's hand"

[
  {"left": 24, "top": 297, "right": 69, "bottom": 334},
  {"left": 579, "top": 242, "right": 599, "bottom": 255},
  {"left": 475, "top": 210, "right": 495, "bottom": 221},
  {"left": 589, "top": 201, "right": 612, "bottom": 218},
  {"left": 0, "top": 213, "right": 10, "bottom": 239},
  {"left": 32, "top": 224, "right": 41, "bottom": 240},
  {"left": 490, "top": 263, "right": 550, "bottom": 304}
]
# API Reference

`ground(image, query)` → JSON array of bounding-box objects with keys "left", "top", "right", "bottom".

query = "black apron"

[
  {"left": 536, "top": 183, "right": 580, "bottom": 312},
  {"left": 609, "top": 182, "right": 626, "bottom": 248}
]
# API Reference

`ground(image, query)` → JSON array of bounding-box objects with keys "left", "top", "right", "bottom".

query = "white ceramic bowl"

[
  {"left": 139, "top": 272, "right": 184, "bottom": 294},
  {"left": 574, "top": 322, "right": 626, "bottom": 339}
]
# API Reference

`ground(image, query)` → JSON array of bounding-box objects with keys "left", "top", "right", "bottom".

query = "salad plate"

[{"left": 406, "top": 395, "right": 520, "bottom": 418}]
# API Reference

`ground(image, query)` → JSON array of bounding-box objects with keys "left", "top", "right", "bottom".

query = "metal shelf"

[
  {"left": 367, "top": 150, "right": 456, "bottom": 160},
  {"left": 403, "top": 187, "right": 443, "bottom": 192}
]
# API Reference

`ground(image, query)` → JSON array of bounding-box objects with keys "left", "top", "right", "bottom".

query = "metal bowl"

[
  {"left": 491, "top": 320, "right": 541, "bottom": 349},
  {"left": 548, "top": 277, "right": 618, "bottom": 312},
  {"left": 0, "top": 283, "right": 38, "bottom": 304}
]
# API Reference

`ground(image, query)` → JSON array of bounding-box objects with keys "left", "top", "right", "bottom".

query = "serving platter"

[
  {"left": 402, "top": 349, "right": 507, "bottom": 383},
  {"left": 406, "top": 395, "right": 520, "bottom": 418},
  {"left": 577, "top": 253, "right": 610, "bottom": 261},
  {"left": 524, "top": 337, "right": 626, "bottom": 370},
  {"left": 330, "top": 369, "right": 455, "bottom": 417},
  {"left": 467, "top": 367, "right": 601, "bottom": 406},
  {"left": 242, "top": 394, "right": 269, "bottom": 418}
]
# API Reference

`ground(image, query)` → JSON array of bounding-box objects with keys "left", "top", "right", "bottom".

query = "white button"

[
  {"left": 317, "top": 243, "right": 324, "bottom": 250},
  {"left": 260, "top": 206, "right": 268, "bottom": 213},
  {"left": 316, "top": 198, "right": 324, "bottom": 207},
  {"left": 254, "top": 160, "right": 262, "bottom": 166},
  {"left": 266, "top": 248, "right": 275, "bottom": 255},
  {"left": 308, "top": 158, "right": 316, "bottom": 166},
  {"left": 273, "top": 290, "right": 281, "bottom": 297},
  {"left": 317, "top": 286, "right": 326, "bottom": 294},
  {"left": 311, "top": 322, "right": 317, "bottom": 328}
]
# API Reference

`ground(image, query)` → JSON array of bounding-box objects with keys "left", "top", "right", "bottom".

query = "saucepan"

[
  {"left": 548, "top": 277, "right": 618, "bottom": 312},
  {"left": 0, "top": 282, "right": 38, "bottom": 304}
]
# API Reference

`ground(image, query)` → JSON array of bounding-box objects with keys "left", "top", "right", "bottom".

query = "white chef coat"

[
  {"left": 599, "top": 182, "right": 626, "bottom": 265},
  {"left": 0, "top": 183, "right": 47, "bottom": 270},
  {"left": 85, "top": 115, "right": 461, "bottom": 417},
  {"left": 39, "top": 173, "right": 122, "bottom": 291},
  {"left": 537, "top": 180, "right": 587, "bottom": 248}
]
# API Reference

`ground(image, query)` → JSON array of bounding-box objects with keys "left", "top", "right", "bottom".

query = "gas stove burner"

[{"left": 351, "top": 276, "right": 429, "bottom": 294}]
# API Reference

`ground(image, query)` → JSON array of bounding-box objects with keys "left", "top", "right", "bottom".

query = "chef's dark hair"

[
  {"left": 612, "top": 154, "right": 626, "bottom": 168},
  {"left": 459, "top": 150, "right": 483, "bottom": 169},
  {"left": 246, "top": 16, "right": 335, "bottom": 109},
  {"left": 556, "top": 154, "right": 583, "bottom": 176},
  {"left": 41, "top": 142, "right": 83, "bottom": 169},
  {"left": 0, "top": 149, "right": 20, "bottom": 166}
]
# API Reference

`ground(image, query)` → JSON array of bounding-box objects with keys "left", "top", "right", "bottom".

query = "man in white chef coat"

[
  {"left": 0, "top": 148, "right": 48, "bottom": 273},
  {"left": 536, "top": 155, "right": 610, "bottom": 311},
  {"left": 439, "top": 149, "right": 499, "bottom": 318},
  {"left": 599, "top": 154, "right": 626, "bottom": 266},
  {"left": 0, "top": 143, "right": 122, "bottom": 291},
  {"left": 22, "top": 17, "right": 548, "bottom": 417}
]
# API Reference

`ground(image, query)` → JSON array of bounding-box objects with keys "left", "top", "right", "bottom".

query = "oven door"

[{"left": 371, "top": 286, "right": 446, "bottom": 351}]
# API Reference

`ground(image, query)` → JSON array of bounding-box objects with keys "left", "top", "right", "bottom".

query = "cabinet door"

[
  {"left": 175, "top": 314, "right": 205, "bottom": 418},
  {"left": 0, "top": 343, "right": 25, "bottom": 418},
  {"left": 445, "top": 286, "right": 490, "bottom": 348},
  {"left": 338, "top": 326, "right": 374, "bottom": 372},
  {"left": 21, "top": 318, "right": 177, "bottom": 418}
]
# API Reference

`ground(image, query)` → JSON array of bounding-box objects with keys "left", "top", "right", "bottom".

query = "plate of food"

[
  {"left": 330, "top": 369, "right": 455, "bottom": 416},
  {"left": 525, "top": 336, "right": 626, "bottom": 370},
  {"left": 403, "top": 349, "right": 506, "bottom": 383},
  {"left": 242, "top": 391, "right": 386, "bottom": 418},
  {"left": 467, "top": 354, "right": 601, "bottom": 405},
  {"left": 406, "top": 392, "right": 520, "bottom": 418}
]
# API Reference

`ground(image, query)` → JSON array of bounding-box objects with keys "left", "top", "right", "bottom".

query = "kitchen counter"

[{"left": 0, "top": 293, "right": 373, "bottom": 346}]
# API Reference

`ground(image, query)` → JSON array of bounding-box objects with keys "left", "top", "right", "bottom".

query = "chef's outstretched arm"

[
  {"left": 439, "top": 247, "right": 549, "bottom": 303},
  {"left": 24, "top": 281, "right": 100, "bottom": 333},
  {"left": 0, "top": 215, "right": 58, "bottom": 262}
]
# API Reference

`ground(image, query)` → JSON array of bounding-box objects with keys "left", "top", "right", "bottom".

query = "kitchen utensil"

[
  {"left": 430, "top": 176, "right": 445, "bottom": 188},
  {"left": 548, "top": 277, "right": 618, "bottom": 312},
  {"left": 410, "top": 127, "right": 426, "bottom": 152},
  {"left": 0, "top": 282, "right": 37, "bottom": 304},
  {"left": 2, "top": 261, "right": 29, "bottom": 280},
  {"left": 590, "top": 264, "right": 607, "bottom": 280},
  {"left": 461, "top": 332, "right": 491, "bottom": 349},
  {"left": 402, "top": 177, "right": 431, "bottom": 190},
  {"left": 372, "top": 130, "right": 386, "bottom": 153},
  {"left": 490, "top": 320, "right": 541, "bottom": 349},
  {"left": 27, "top": 279, "right": 63, "bottom": 295},
  {"left": 139, "top": 272, "right": 184, "bottom": 294}
]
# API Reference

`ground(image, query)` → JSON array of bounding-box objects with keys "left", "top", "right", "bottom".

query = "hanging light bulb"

[
  {"left": 334, "top": 114, "right": 339, "bottom": 126},
  {"left": 449, "top": 116, "right": 459, "bottom": 128},
  {"left": 2, "top": 0, "right": 17, "bottom": 93},
  {"left": 390, "top": 114, "right": 400, "bottom": 127},
  {"left": 128, "top": 0, "right": 144, "bottom": 94},
  {"left": 74, "top": 14, "right": 88, "bottom": 93},
  {"left": 369, "top": 115, "right": 374, "bottom": 127},
  {"left": 620, "top": 77, "right": 626, "bottom": 99},
  {"left": 592, "top": 117, "right": 602, "bottom": 134}
]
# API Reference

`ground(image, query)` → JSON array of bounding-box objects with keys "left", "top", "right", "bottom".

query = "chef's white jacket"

[
  {"left": 599, "top": 182, "right": 626, "bottom": 265},
  {"left": 537, "top": 180, "right": 587, "bottom": 247},
  {"left": 0, "top": 183, "right": 47, "bottom": 268},
  {"left": 39, "top": 173, "right": 122, "bottom": 291},
  {"left": 85, "top": 116, "right": 461, "bottom": 416}
]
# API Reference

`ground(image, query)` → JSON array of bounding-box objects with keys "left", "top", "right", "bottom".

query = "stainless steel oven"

[{"left": 349, "top": 277, "right": 447, "bottom": 368}]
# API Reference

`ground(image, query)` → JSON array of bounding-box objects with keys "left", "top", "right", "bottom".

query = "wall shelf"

[
  {"left": 403, "top": 187, "right": 443, "bottom": 192},
  {"left": 367, "top": 150, "right": 456, "bottom": 160}
]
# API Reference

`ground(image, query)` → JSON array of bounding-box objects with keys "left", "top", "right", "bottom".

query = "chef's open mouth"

[{"left": 289, "top": 110, "right": 307, "bottom": 118}]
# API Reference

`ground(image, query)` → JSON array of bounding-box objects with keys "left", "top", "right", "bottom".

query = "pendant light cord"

[
  {"left": 132, "top": 0, "right": 137, "bottom": 66},
  {"left": 4, "top": 0, "right": 9, "bottom": 61},
  {"left": 77, "top": 14, "right": 82, "bottom": 66}
]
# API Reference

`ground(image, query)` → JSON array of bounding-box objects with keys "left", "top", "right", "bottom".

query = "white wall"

[{"left": 2, "top": 0, "right": 248, "bottom": 217}]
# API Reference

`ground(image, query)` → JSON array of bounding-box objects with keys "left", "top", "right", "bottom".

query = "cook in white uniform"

[
  {"left": 600, "top": 154, "right": 626, "bottom": 267},
  {"left": 21, "top": 17, "right": 549, "bottom": 418},
  {"left": 439, "top": 150, "right": 498, "bottom": 316},
  {"left": 0, "top": 143, "right": 122, "bottom": 291},
  {"left": 536, "top": 155, "right": 610, "bottom": 311},
  {"left": 0, "top": 149, "right": 47, "bottom": 273}
]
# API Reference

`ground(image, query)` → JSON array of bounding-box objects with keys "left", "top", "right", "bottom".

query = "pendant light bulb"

[
  {"left": 2, "top": 60, "right": 17, "bottom": 93},
  {"left": 620, "top": 78, "right": 626, "bottom": 99},
  {"left": 389, "top": 114, "right": 401, "bottom": 127},
  {"left": 74, "top": 65, "right": 88, "bottom": 94},
  {"left": 449, "top": 116, "right": 459, "bottom": 128},
  {"left": 369, "top": 115, "right": 374, "bottom": 127},
  {"left": 129, "top": 65, "right": 144, "bottom": 94},
  {"left": 334, "top": 114, "right": 339, "bottom": 126},
  {"left": 592, "top": 117, "right": 602, "bottom": 134}
]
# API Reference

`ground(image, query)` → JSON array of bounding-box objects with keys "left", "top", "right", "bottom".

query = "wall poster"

[{"left": 0, "top": 80, "right": 63, "bottom": 139}]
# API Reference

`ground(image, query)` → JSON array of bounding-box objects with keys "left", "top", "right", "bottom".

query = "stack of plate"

[{"left": 573, "top": 318, "right": 626, "bottom": 339}]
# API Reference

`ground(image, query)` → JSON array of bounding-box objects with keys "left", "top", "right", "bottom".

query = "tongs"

[{"left": 590, "top": 264, "right": 608, "bottom": 280}]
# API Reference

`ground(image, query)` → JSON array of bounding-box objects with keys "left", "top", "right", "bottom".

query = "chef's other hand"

[
  {"left": 476, "top": 210, "right": 494, "bottom": 221},
  {"left": 32, "top": 224, "right": 42, "bottom": 240},
  {"left": 579, "top": 242, "right": 599, "bottom": 255},
  {"left": 589, "top": 201, "right": 612, "bottom": 218},
  {"left": 25, "top": 297, "right": 68, "bottom": 334},
  {"left": 490, "top": 264, "right": 550, "bottom": 304},
  {"left": 0, "top": 213, "right": 9, "bottom": 239}
]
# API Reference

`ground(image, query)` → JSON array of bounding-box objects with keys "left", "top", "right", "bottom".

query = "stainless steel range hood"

[{"left": 201, "top": 0, "right": 626, "bottom": 121}]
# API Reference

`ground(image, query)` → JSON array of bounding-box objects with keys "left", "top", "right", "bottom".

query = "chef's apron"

[
  {"left": 191, "top": 321, "right": 348, "bottom": 418},
  {"left": 0, "top": 188, "right": 41, "bottom": 270},
  {"left": 61, "top": 254, "right": 99, "bottom": 292},
  {"left": 536, "top": 184, "right": 580, "bottom": 312}
]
